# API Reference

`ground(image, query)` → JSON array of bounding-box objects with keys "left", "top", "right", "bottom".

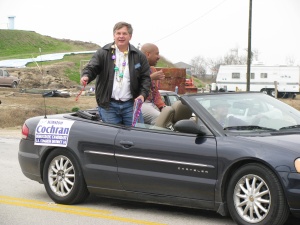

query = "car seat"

[{"left": 154, "top": 100, "right": 192, "bottom": 129}]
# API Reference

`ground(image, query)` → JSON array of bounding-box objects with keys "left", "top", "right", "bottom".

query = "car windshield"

[{"left": 194, "top": 93, "right": 300, "bottom": 131}]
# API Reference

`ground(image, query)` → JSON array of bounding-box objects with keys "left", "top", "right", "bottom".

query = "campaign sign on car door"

[{"left": 34, "top": 119, "right": 74, "bottom": 147}]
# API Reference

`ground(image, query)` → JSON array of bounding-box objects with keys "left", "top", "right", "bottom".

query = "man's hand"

[
  {"left": 135, "top": 95, "right": 145, "bottom": 102},
  {"left": 150, "top": 70, "right": 165, "bottom": 80},
  {"left": 80, "top": 76, "right": 89, "bottom": 85}
]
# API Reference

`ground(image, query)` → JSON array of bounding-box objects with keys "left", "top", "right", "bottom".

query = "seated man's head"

[
  {"left": 141, "top": 43, "right": 160, "bottom": 66},
  {"left": 211, "top": 100, "right": 231, "bottom": 118}
]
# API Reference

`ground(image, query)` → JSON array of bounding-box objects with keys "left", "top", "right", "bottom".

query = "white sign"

[{"left": 34, "top": 119, "right": 74, "bottom": 147}]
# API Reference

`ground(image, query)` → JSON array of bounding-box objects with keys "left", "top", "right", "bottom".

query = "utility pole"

[{"left": 246, "top": 0, "right": 252, "bottom": 91}]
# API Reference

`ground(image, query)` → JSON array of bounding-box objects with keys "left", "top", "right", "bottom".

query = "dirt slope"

[{"left": 6, "top": 62, "right": 79, "bottom": 90}]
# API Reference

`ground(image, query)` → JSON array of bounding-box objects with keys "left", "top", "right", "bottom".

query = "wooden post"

[
  {"left": 274, "top": 81, "right": 278, "bottom": 98},
  {"left": 246, "top": 0, "right": 252, "bottom": 91}
]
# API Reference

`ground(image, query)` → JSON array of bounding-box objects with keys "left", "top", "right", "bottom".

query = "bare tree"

[
  {"left": 252, "top": 49, "right": 260, "bottom": 61},
  {"left": 190, "top": 56, "right": 207, "bottom": 77},
  {"left": 206, "top": 57, "right": 223, "bottom": 76},
  {"left": 286, "top": 55, "right": 295, "bottom": 65},
  {"left": 223, "top": 53, "right": 237, "bottom": 65},
  {"left": 190, "top": 47, "right": 260, "bottom": 78},
  {"left": 223, "top": 50, "right": 247, "bottom": 65}
]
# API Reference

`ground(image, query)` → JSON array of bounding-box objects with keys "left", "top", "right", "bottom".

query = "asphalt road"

[{"left": 0, "top": 137, "right": 299, "bottom": 225}]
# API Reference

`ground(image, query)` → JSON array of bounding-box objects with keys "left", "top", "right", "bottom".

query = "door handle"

[{"left": 119, "top": 140, "right": 134, "bottom": 148}]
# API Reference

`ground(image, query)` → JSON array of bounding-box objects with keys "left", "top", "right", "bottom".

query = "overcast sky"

[{"left": 0, "top": 0, "right": 299, "bottom": 65}]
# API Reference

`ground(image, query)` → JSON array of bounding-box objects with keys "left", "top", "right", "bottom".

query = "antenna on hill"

[
  {"left": 39, "top": 48, "right": 48, "bottom": 119},
  {"left": 32, "top": 48, "right": 47, "bottom": 119}
]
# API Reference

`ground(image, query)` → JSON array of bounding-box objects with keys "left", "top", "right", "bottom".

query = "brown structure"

[
  {"left": 156, "top": 68, "right": 186, "bottom": 94},
  {"left": 185, "top": 77, "right": 198, "bottom": 93}
]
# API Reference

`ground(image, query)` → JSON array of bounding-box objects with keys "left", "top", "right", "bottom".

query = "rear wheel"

[
  {"left": 11, "top": 82, "right": 17, "bottom": 88},
  {"left": 277, "top": 92, "right": 284, "bottom": 98},
  {"left": 269, "top": 89, "right": 276, "bottom": 97},
  {"left": 43, "top": 149, "right": 89, "bottom": 204},
  {"left": 226, "top": 163, "right": 289, "bottom": 225}
]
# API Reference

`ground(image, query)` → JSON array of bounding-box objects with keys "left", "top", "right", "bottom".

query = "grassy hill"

[
  {"left": 0, "top": 30, "right": 176, "bottom": 84},
  {"left": 0, "top": 29, "right": 174, "bottom": 66},
  {"left": 0, "top": 29, "right": 100, "bottom": 60},
  {"left": 0, "top": 30, "right": 208, "bottom": 89}
]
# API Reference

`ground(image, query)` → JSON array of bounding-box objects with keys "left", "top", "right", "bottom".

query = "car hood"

[{"left": 239, "top": 134, "right": 300, "bottom": 154}]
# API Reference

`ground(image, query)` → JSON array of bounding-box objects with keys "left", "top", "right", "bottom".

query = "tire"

[
  {"left": 226, "top": 163, "right": 289, "bottom": 225},
  {"left": 43, "top": 149, "right": 89, "bottom": 204},
  {"left": 11, "top": 82, "right": 17, "bottom": 88},
  {"left": 260, "top": 89, "right": 268, "bottom": 95},
  {"left": 269, "top": 89, "right": 276, "bottom": 97},
  {"left": 283, "top": 92, "right": 294, "bottom": 99},
  {"left": 277, "top": 92, "right": 284, "bottom": 98}
]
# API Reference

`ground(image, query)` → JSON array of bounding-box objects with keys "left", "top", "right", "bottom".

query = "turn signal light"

[
  {"left": 295, "top": 158, "right": 300, "bottom": 173},
  {"left": 21, "top": 123, "right": 29, "bottom": 139}
]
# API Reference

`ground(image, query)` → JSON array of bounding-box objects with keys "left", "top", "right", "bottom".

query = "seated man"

[
  {"left": 140, "top": 43, "right": 166, "bottom": 124},
  {"left": 211, "top": 100, "right": 247, "bottom": 128}
]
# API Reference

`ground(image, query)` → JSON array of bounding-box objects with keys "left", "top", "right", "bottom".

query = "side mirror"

[{"left": 174, "top": 119, "right": 208, "bottom": 135}]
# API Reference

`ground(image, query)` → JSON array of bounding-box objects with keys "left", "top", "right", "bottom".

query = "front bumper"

[{"left": 279, "top": 171, "right": 300, "bottom": 216}]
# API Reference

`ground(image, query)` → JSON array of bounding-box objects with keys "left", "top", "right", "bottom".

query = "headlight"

[{"left": 295, "top": 158, "right": 300, "bottom": 173}]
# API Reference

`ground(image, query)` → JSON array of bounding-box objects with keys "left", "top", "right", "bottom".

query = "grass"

[
  {"left": 186, "top": 75, "right": 205, "bottom": 88},
  {"left": 0, "top": 29, "right": 190, "bottom": 129},
  {"left": 0, "top": 29, "right": 99, "bottom": 60},
  {"left": 2, "top": 89, "right": 300, "bottom": 129},
  {"left": 0, "top": 29, "right": 99, "bottom": 85},
  {"left": 0, "top": 91, "right": 97, "bottom": 128},
  {"left": 26, "top": 53, "right": 95, "bottom": 83},
  {"left": 0, "top": 29, "right": 176, "bottom": 85}
]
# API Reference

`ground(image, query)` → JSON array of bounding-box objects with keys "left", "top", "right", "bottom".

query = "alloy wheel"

[
  {"left": 233, "top": 174, "right": 270, "bottom": 223},
  {"left": 47, "top": 155, "right": 75, "bottom": 197}
]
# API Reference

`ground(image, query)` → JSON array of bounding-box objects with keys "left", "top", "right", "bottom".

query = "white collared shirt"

[{"left": 111, "top": 46, "right": 132, "bottom": 101}]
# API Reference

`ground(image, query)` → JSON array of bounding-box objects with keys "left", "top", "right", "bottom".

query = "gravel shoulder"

[{"left": 0, "top": 127, "right": 22, "bottom": 138}]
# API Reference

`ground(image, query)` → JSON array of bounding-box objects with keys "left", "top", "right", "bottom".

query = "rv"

[{"left": 215, "top": 65, "right": 300, "bottom": 97}]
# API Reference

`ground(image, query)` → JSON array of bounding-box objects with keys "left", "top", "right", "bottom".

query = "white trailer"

[{"left": 215, "top": 65, "right": 300, "bottom": 97}]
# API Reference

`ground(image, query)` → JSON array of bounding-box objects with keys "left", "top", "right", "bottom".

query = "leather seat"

[
  {"left": 172, "top": 100, "right": 193, "bottom": 124},
  {"left": 154, "top": 100, "right": 192, "bottom": 129},
  {"left": 153, "top": 106, "right": 175, "bottom": 128}
]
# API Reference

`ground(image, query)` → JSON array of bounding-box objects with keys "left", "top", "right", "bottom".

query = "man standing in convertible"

[{"left": 80, "top": 21, "right": 151, "bottom": 126}]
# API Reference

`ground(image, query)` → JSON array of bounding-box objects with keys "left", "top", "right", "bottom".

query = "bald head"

[
  {"left": 141, "top": 43, "right": 160, "bottom": 66},
  {"left": 141, "top": 43, "right": 157, "bottom": 54}
]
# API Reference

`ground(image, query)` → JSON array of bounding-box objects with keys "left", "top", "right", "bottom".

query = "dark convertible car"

[{"left": 19, "top": 92, "right": 300, "bottom": 225}]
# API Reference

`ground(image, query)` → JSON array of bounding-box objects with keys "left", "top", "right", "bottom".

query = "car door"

[
  {"left": 160, "top": 92, "right": 179, "bottom": 106},
  {"left": 0, "top": 69, "right": 4, "bottom": 85},
  {"left": 74, "top": 121, "right": 122, "bottom": 190},
  {"left": 2, "top": 70, "right": 12, "bottom": 85},
  {"left": 114, "top": 127, "right": 217, "bottom": 201},
  {"left": 168, "top": 94, "right": 179, "bottom": 106}
]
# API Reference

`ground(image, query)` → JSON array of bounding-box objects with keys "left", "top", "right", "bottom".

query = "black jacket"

[{"left": 82, "top": 43, "right": 151, "bottom": 108}]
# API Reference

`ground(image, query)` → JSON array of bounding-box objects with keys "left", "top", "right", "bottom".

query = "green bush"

[{"left": 72, "top": 107, "right": 80, "bottom": 112}]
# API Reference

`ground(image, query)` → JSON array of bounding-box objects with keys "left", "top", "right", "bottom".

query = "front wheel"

[
  {"left": 260, "top": 89, "right": 268, "bottom": 95},
  {"left": 226, "top": 163, "right": 289, "bottom": 225},
  {"left": 43, "top": 149, "right": 89, "bottom": 204}
]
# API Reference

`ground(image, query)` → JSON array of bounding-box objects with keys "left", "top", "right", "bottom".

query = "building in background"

[
  {"left": 8, "top": 16, "right": 16, "bottom": 29},
  {"left": 174, "top": 62, "right": 194, "bottom": 76}
]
